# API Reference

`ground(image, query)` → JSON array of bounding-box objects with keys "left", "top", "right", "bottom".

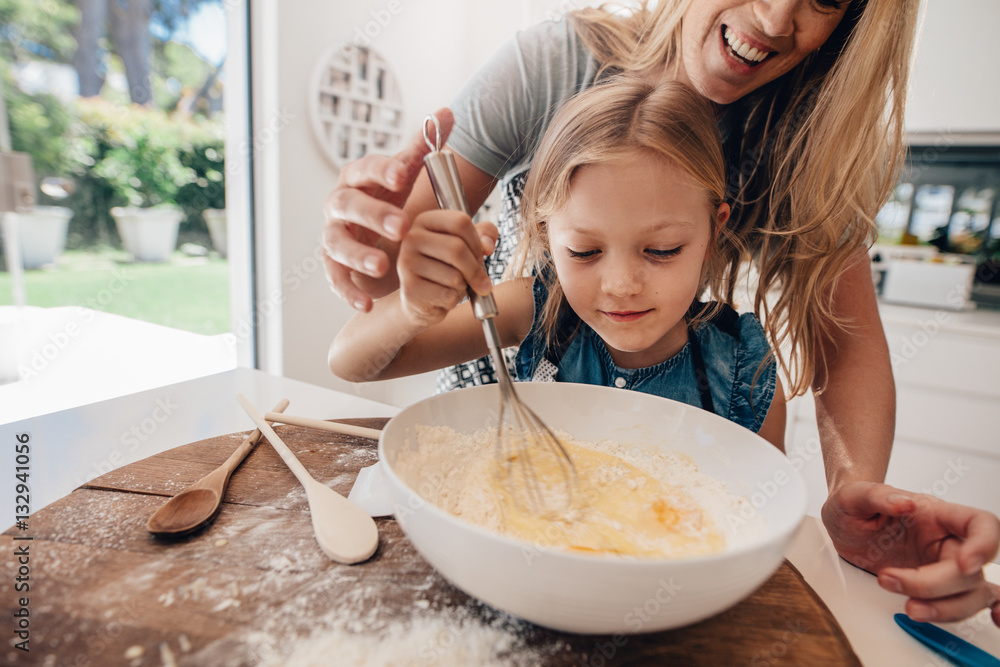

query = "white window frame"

[{"left": 225, "top": 0, "right": 283, "bottom": 372}]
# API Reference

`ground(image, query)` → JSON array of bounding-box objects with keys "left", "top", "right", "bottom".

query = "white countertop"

[
  {"left": 787, "top": 517, "right": 1000, "bottom": 666},
  {"left": 0, "top": 367, "right": 399, "bottom": 513},
  {"left": 878, "top": 300, "right": 1000, "bottom": 340},
  {"left": 2, "top": 367, "right": 997, "bottom": 665}
]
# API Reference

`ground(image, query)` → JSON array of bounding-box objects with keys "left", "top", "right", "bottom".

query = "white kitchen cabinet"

[
  {"left": 785, "top": 303, "right": 1000, "bottom": 529},
  {"left": 906, "top": 0, "right": 1000, "bottom": 142}
]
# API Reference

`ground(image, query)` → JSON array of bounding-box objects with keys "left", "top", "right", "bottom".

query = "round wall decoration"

[{"left": 309, "top": 45, "right": 404, "bottom": 169}]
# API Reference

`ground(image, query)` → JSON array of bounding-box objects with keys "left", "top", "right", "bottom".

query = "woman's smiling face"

[{"left": 676, "top": 0, "right": 851, "bottom": 105}]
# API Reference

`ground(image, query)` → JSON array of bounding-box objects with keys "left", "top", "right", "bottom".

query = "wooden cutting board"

[{"left": 1, "top": 419, "right": 860, "bottom": 666}]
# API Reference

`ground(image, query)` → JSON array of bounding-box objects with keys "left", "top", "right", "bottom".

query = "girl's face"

[
  {"left": 548, "top": 155, "right": 727, "bottom": 370},
  {"left": 677, "top": 0, "right": 850, "bottom": 104}
]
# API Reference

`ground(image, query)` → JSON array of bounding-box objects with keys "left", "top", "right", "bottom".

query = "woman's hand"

[
  {"left": 822, "top": 481, "right": 1000, "bottom": 625},
  {"left": 396, "top": 209, "right": 497, "bottom": 328},
  {"left": 322, "top": 108, "right": 455, "bottom": 312}
]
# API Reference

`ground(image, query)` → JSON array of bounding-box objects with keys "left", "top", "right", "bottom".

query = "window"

[{"left": 0, "top": 0, "right": 246, "bottom": 419}]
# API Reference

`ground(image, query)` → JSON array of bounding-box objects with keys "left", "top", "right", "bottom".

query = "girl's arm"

[{"left": 329, "top": 277, "right": 535, "bottom": 382}]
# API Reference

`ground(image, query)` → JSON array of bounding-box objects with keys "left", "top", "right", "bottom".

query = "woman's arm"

[
  {"left": 756, "top": 377, "right": 786, "bottom": 452},
  {"left": 812, "top": 247, "right": 894, "bottom": 490},
  {"left": 329, "top": 277, "right": 535, "bottom": 382},
  {"left": 814, "top": 248, "right": 1000, "bottom": 626}
]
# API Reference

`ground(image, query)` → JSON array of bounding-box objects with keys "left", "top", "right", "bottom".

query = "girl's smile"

[{"left": 601, "top": 310, "right": 652, "bottom": 323}]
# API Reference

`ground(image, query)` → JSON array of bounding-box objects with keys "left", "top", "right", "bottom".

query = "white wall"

[{"left": 259, "top": 0, "right": 536, "bottom": 409}]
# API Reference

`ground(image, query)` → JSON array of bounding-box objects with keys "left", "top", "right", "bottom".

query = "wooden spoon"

[
  {"left": 237, "top": 394, "right": 379, "bottom": 564},
  {"left": 146, "top": 398, "right": 290, "bottom": 536},
  {"left": 263, "top": 412, "right": 381, "bottom": 440}
]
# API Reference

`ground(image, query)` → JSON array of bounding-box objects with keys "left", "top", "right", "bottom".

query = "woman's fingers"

[
  {"left": 872, "top": 497, "right": 1000, "bottom": 623},
  {"left": 904, "top": 581, "right": 996, "bottom": 623},
  {"left": 322, "top": 252, "right": 372, "bottom": 313},
  {"left": 879, "top": 542, "right": 994, "bottom": 623},
  {"left": 322, "top": 108, "right": 456, "bottom": 307},
  {"left": 324, "top": 181, "right": 409, "bottom": 245},
  {"left": 907, "top": 589, "right": 995, "bottom": 624},
  {"left": 394, "top": 107, "right": 455, "bottom": 183},
  {"left": 879, "top": 550, "right": 980, "bottom": 602},
  {"left": 336, "top": 107, "right": 454, "bottom": 198},
  {"left": 925, "top": 502, "right": 1000, "bottom": 575},
  {"left": 337, "top": 150, "right": 406, "bottom": 194}
]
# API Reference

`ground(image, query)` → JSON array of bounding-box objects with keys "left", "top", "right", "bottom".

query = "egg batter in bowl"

[{"left": 401, "top": 425, "right": 741, "bottom": 559}]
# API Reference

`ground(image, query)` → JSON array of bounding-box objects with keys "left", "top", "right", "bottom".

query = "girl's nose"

[
  {"left": 753, "top": 0, "right": 796, "bottom": 38},
  {"left": 602, "top": 261, "right": 644, "bottom": 297}
]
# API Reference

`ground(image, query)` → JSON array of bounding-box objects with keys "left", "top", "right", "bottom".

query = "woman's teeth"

[{"left": 723, "top": 27, "right": 770, "bottom": 65}]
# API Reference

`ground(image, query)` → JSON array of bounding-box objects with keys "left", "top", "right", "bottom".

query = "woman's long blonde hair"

[
  {"left": 570, "top": 0, "right": 919, "bottom": 395},
  {"left": 516, "top": 77, "right": 741, "bottom": 350}
]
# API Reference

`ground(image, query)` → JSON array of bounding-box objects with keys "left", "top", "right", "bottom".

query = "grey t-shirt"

[
  {"left": 448, "top": 18, "right": 601, "bottom": 181},
  {"left": 435, "top": 18, "right": 603, "bottom": 393}
]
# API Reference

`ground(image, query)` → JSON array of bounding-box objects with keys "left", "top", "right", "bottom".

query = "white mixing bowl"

[{"left": 378, "top": 382, "right": 807, "bottom": 634}]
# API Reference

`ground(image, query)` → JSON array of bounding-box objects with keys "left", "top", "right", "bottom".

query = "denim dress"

[{"left": 514, "top": 277, "right": 777, "bottom": 433}]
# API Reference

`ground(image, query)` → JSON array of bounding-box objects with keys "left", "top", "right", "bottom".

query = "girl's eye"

[
  {"left": 567, "top": 248, "right": 600, "bottom": 259},
  {"left": 813, "top": 0, "right": 846, "bottom": 11},
  {"left": 646, "top": 247, "right": 682, "bottom": 259}
]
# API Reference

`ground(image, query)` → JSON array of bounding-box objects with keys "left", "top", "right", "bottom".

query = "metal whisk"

[{"left": 421, "top": 114, "right": 577, "bottom": 514}]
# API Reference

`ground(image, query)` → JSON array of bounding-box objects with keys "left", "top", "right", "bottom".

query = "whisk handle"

[{"left": 423, "top": 148, "right": 499, "bottom": 322}]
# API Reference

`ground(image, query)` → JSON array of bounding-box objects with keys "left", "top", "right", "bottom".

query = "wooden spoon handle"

[
  {"left": 237, "top": 394, "right": 316, "bottom": 487},
  {"left": 222, "top": 398, "right": 290, "bottom": 474},
  {"left": 263, "top": 412, "right": 382, "bottom": 440}
]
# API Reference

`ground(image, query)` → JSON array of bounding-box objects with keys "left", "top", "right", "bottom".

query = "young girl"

[{"left": 329, "top": 77, "right": 786, "bottom": 448}]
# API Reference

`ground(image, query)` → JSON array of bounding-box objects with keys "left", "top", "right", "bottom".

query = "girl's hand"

[
  {"left": 822, "top": 482, "right": 1000, "bottom": 625},
  {"left": 397, "top": 209, "right": 497, "bottom": 328},
  {"left": 322, "top": 108, "right": 454, "bottom": 312}
]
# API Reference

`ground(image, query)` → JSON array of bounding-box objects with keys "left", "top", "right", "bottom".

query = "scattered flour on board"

[
  {"left": 187, "top": 566, "right": 566, "bottom": 667},
  {"left": 266, "top": 605, "right": 562, "bottom": 667}
]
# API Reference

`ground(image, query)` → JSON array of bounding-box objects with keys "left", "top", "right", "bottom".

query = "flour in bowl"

[{"left": 395, "top": 425, "right": 754, "bottom": 558}]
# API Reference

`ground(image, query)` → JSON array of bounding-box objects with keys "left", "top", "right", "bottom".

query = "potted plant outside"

[
  {"left": 4, "top": 77, "right": 76, "bottom": 268},
  {"left": 8, "top": 205, "right": 74, "bottom": 268},
  {"left": 90, "top": 105, "right": 190, "bottom": 262},
  {"left": 109, "top": 205, "right": 184, "bottom": 262},
  {"left": 176, "top": 137, "right": 226, "bottom": 257},
  {"left": 202, "top": 208, "right": 227, "bottom": 257}
]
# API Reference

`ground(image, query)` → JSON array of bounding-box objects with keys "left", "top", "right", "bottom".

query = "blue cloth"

[{"left": 514, "top": 276, "right": 777, "bottom": 433}]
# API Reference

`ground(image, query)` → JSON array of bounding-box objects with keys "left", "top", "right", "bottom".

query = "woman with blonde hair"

[{"left": 322, "top": 0, "right": 1000, "bottom": 626}]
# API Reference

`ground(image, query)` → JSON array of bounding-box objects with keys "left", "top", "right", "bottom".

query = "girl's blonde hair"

[
  {"left": 516, "top": 77, "right": 741, "bottom": 350},
  {"left": 570, "top": 0, "right": 919, "bottom": 395}
]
